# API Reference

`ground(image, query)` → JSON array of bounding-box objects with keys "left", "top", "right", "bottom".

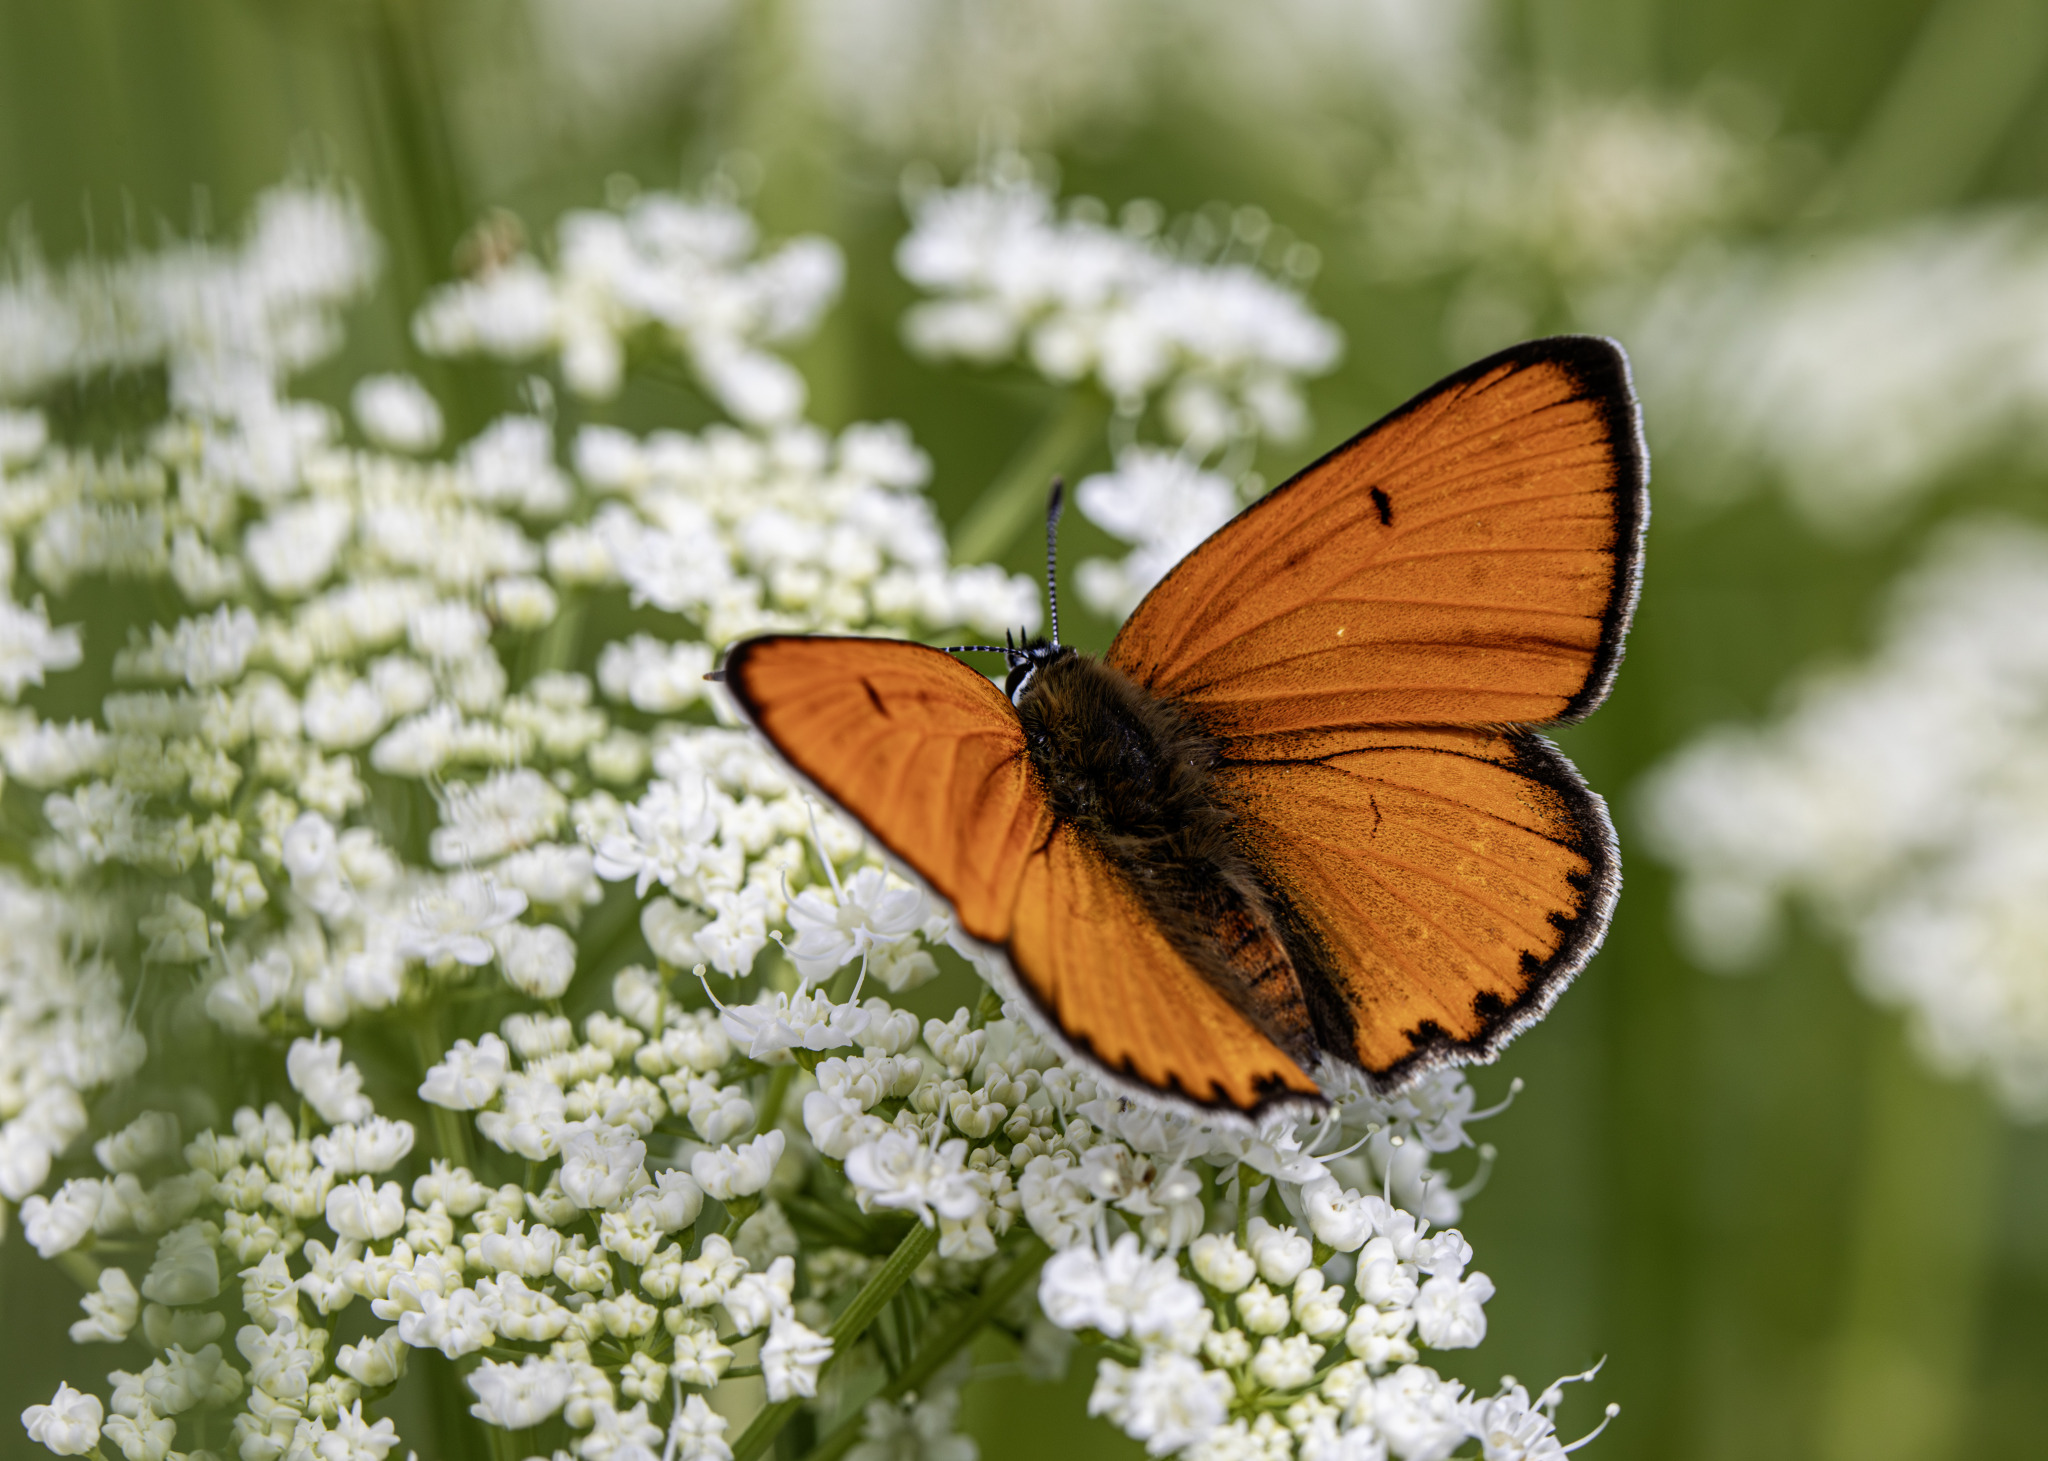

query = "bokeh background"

[{"left": 5, "top": 2, "right": 2047, "bottom": 1459}]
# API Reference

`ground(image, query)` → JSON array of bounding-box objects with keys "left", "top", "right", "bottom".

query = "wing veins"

[
  {"left": 1374, "top": 480, "right": 1623, "bottom": 539},
  {"left": 1178, "top": 648, "right": 1598, "bottom": 704},
  {"left": 1251, "top": 761, "right": 1577, "bottom": 841},
  {"left": 1305, "top": 391, "right": 1610, "bottom": 497},
  {"left": 1286, "top": 823, "right": 1577, "bottom": 938},
  {"left": 1184, "top": 455, "right": 1609, "bottom": 622},
  {"left": 1357, "top": 544, "right": 1622, "bottom": 567},
  {"left": 1130, "top": 463, "right": 1620, "bottom": 679},
  {"left": 1329, "top": 856, "right": 1520, "bottom": 1004},
  {"left": 1300, "top": 867, "right": 1454, "bottom": 1028},
  {"left": 1157, "top": 584, "right": 1601, "bottom": 679},
  {"left": 1275, "top": 593, "right": 1605, "bottom": 619},
  {"left": 1221, "top": 741, "right": 1539, "bottom": 769}
]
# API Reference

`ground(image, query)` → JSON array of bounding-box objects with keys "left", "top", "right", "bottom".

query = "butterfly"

[{"left": 716, "top": 336, "right": 1647, "bottom": 1118}]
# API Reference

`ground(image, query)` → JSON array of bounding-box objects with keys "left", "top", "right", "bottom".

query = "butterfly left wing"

[
  {"left": 722, "top": 635, "right": 1323, "bottom": 1115},
  {"left": 1211, "top": 724, "right": 1615, "bottom": 1081},
  {"left": 719, "top": 636, "right": 1047, "bottom": 942}
]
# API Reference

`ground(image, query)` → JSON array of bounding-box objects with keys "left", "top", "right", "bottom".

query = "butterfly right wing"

[
  {"left": 1107, "top": 336, "right": 1646, "bottom": 736},
  {"left": 1099, "top": 337, "right": 1643, "bottom": 1088},
  {"left": 722, "top": 635, "right": 1321, "bottom": 1115}
]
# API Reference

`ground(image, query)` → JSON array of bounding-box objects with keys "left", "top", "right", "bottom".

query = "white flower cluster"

[
  {"left": 1619, "top": 212, "right": 2048, "bottom": 534},
  {"left": 899, "top": 156, "right": 1340, "bottom": 441},
  {"left": 0, "top": 183, "right": 378, "bottom": 403},
  {"left": 1365, "top": 96, "right": 1757, "bottom": 283},
  {"left": 1641, "top": 520, "right": 2048, "bottom": 1118},
  {"left": 1013, "top": 1067, "right": 1609, "bottom": 1461},
  {"left": 17, "top": 1015, "right": 834, "bottom": 1460},
  {"left": 0, "top": 876, "right": 145, "bottom": 1214},
  {"left": 17, "top": 981, "right": 1519, "bottom": 1461},
  {"left": 0, "top": 238, "right": 1031, "bottom": 1047},
  {"left": 413, "top": 183, "right": 844, "bottom": 423},
  {"left": 567, "top": 414, "right": 1039, "bottom": 644},
  {"left": 5, "top": 172, "right": 1604, "bottom": 1461},
  {"left": 899, "top": 153, "right": 1341, "bottom": 622}
]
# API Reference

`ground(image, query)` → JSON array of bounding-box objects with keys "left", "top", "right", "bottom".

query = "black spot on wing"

[
  {"left": 1369, "top": 485, "right": 1393, "bottom": 526},
  {"left": 861, "top": 678, "right": 889, "bottom": 718}
]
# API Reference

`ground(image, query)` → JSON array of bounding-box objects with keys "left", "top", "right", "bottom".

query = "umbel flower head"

[
  {"left": 1645, "top": 518, "right": 2048, "bottom": 1118},
  {"left": 3, "top": 171, "right": 1609, "bottom": 1461}
]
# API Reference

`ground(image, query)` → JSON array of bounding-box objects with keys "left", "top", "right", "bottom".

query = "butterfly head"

[
  {"left": 945, "top": 480, "right": 1074, "bottom": 704},
  {"left": 941, "top": 628, "right": 1073, "bottom": 704},
  {"left": 1000, "top": 631, "right": 1072, "bottom": 704}
]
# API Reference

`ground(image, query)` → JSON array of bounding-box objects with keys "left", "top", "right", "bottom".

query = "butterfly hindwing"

[
  {"left": 722, "top": 635, "right": 1320, "bottom": 1114},
  {"left": 1004, "top": 825, "right": 1322, "bottom": 1112},
  {"left": 1107, "top": 336, "right": 1646, "bottom": 736},
  {"left": 1213, "top": 725, "right": 1616, "bottom": 1081}
]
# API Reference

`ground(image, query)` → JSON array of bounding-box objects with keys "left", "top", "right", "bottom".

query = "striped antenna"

[{"left": 1045, "top": 478, "right": 1065, "bottom": 647}]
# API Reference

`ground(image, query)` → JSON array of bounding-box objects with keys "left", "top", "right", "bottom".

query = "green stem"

[
  {"left": 1815, "top": 1014, "right": 1999, "bottom": 1461},
  {"left": 756, "top": 1063, "right": 796, "bottom": 1134},
  {"left": 526, "top": 598, "right": 586, "bottom": 678},
  {"left": 54, "top": 1250, "right": 102, "bottom": 1291},
  {"left": 485, "top": 1416, "right": 521, "bottom": 1461},
  {"left": 950, "top": 391, "right": 1108, "bottom": 565},
  {"left": 730, "top": 1220, "right": 940, "bottom": 1461},
  {"left": 412, "top": 1014, "right": 474, "bottom": 1173},
  {"left": 807, "top": 1235, "right": 1052, "bottom": 1461}
]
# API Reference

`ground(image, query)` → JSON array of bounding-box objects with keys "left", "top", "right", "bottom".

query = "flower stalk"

[
  {"left": 809, "top": 1234, "right": 1052, "bottom": 1461},
  {"left": 731, "top": 1219, "right": 940, "bottom": 1461},
  {"left": 950, "top": 390, "right": 1108, "bottom": 563}
]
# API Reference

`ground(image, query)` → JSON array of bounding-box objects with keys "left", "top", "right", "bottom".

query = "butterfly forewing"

[
  {"left": 1107, "top": 337, "right": 1645, "bottom": 735},
  {"left": 720, "top": 637, "right": 1046, "bottom": 942}
]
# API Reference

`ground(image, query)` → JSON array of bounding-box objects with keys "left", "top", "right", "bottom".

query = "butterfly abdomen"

[{"left": 1017, "top": 651, "right": 1320, "bottom": 1064}]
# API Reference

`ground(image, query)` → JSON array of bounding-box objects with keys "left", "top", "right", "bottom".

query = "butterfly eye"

[{"left": 1003, "top": 659, "right": 1037, "bottom": 702}]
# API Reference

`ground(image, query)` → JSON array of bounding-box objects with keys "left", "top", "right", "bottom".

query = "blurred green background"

[{"left": 4, "top": 2, "right": 2046, "bottom": 1458}]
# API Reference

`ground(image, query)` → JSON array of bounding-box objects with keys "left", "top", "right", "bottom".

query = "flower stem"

[
  {"left": 485, "top": 1416, "right": 522, "bottom": 1461},
  {"left": 730, "top": 1219, "right": 940, "bottom": 1461},
  {"left": 756, "top": 1063, "right": 797, "bottom": 1134},
  {"left": 806, "top": 1234, "right": 1052, "bottom": 1461},
  {"left": 1816, "top": 1013, "right": 1999, "bottom": 1461},
  {"left": 950, "top": 390, "right": 1108, "bottom": 565},
  {"left": 413, "top": 1013, "right": 474, "bottom": 1173}
]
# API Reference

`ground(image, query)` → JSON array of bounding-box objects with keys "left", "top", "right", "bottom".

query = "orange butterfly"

[{"left": 719, "top": 337, "right": 1647, "bottom": 1118}]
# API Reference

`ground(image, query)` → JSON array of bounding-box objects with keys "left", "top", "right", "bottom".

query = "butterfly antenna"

[{"left": 1044, "top": 478, "right": 1065, "bottom": 648}]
